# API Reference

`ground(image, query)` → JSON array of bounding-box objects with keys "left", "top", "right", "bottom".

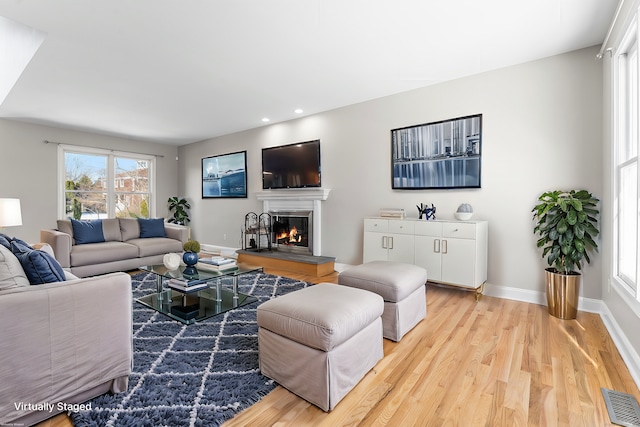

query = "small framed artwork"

[
  {"left": 202, "top": 151, "right": 248, "bottom": 198},
  {"left": 391, "top": 114, "right": 482, "bottom": 189}
]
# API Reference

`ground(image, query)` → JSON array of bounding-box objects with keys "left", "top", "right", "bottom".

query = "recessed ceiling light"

[
  {"left": 261, "top": 117, "right": 270, "bottom": 122},
  {"left": 294, "top": 108, "right": 303, "bottom": 114}
]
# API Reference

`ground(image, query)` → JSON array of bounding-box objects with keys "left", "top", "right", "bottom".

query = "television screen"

[{"left": 262, "top": 140, "right": 321, "bottom": 189}]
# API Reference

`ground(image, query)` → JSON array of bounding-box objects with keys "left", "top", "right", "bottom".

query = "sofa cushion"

[
  {"left": 60, "top": 219, "right": 123, "bottom": 243},
  {"left": 138, "top": 218, "right": 166, "bottom": 238},
  {"left": 128, "top": 237, "right": 184, "bottom": 257},
  {"left": 338, "top": 261, "right": 428, "bottom": 302},
  {"left": 10, "top": 241, "right": 65, "bottom": 285},
  {"left": 71, "top": 219, "right": 105, "bottom": 245},
  {"left": 0, "top": 244, "right": 29, "bottom": 290},
  {"left": 70, "top": 241, "right": 139, "bottom": 267},
  {"left": 119, "top": 218, "right": 140, "bottom": 241},
  {"left": 257, "top": 283, "right": 384, "bottom": 351},
  {"left": 102, "top": 218, "right": 123, "bottom": 242},
  {"left": 57, "top": 220, "right": 74, "bottom": 238}
]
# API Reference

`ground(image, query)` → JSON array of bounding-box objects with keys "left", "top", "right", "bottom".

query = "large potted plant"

[
  {"left": 532, "top": 190, "right": 599, "bottom": 319},
  {"left": 167, "top": 197, "right": 190, "bottom": 225}
]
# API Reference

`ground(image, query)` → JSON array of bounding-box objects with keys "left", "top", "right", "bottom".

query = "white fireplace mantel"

[
  {"left": 256, "top": 188, "right": 331, "bottom": 256},
  {"left": 256, "top": 188, "right": 331, "bottom": 202}
]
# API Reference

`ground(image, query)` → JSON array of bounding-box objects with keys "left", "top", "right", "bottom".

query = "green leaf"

[
  {"left": 570, "top": 199, "right": 583, "bottom": 211},
  {"left": 557, "top": 219, "right": 568, "bottom": 234},
  {"left": 577, "top": 211, "right": 588, "bottom": 223},
  {"left": 559, "top": 199, "right": 568, "bottom": 212}
]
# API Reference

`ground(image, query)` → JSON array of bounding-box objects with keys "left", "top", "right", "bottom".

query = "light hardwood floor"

[{"left": 38, "top": 269, "right": 640, "bottom": 427}]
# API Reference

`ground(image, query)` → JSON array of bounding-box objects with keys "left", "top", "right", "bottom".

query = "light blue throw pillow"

[
  {"left": 10, "top": 240, "right": 65, "bottom": 285},
  {"left": 71, "top": 219, "right": 105, "bottom": 244},
  {"left": 138, "top": 218, "right": 166, "bottom": 238}
]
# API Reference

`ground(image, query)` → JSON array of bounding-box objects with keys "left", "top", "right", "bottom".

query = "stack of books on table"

[
  {"left": 197, "top": 256, "right": 238, "bottom": 272},
  {"left": 167, "top": 278, "right": 208, "bottom": 293}
]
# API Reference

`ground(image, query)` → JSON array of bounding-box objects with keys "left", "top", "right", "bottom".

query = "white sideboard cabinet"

[
  {"left": 363, "top": 218, "right": 488, "bottom": 295},
  {"left": 363, "top": 218, "right": 415, "bottom": 264}
]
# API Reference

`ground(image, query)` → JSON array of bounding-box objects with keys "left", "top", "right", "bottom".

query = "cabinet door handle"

[
  {"left": 442, "top": 239, "right": 448, "bottom": 254},
  {"left": 389, "top": 236, "right": 394, "bottom": 249},
  {"left": 434, "top": 239, "right": 440, "bottom": 253},
  {"left": 382, "top": 236, "right": 387, "bottom": 249}
]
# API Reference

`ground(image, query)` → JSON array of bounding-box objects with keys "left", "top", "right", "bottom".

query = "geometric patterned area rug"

[{"left": 70, "top": 271, "right": 309, "bottom": 427}]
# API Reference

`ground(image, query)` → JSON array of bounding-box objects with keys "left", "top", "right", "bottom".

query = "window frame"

[
  {"left": 612, "top": 12, "right": 640, "bottom": 311},
  {"left": 57, "top": 144, "right": 156, "bottom": 220}
]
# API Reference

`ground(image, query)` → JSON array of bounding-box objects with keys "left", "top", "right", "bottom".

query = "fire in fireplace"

[{"left": 271, "top": 211, "right": 312, "bottom": 253}]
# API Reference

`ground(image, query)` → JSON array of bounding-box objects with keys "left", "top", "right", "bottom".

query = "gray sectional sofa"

[{"left": 41, "top": 218, "right": 189, "bottom": 277}]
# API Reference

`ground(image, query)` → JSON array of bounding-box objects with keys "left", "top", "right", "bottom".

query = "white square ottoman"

[
  {"left": 257, "top": 283, "right": 384, "bottom": 411},
  {"left": 338, "top": 260, "right": 427, "bottom": 342}
]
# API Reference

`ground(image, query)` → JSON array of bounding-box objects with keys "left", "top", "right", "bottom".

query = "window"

[
  {"left": 613, "top": 18, "right": 640, "bottom": 304},
  {"left": 114, "top": 158, "right": 150, "bottom": 218},
  {"left": 59, "top": 145, "right": 155, "bottom": 220}
]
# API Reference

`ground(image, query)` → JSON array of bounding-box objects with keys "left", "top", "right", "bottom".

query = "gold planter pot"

[{"left": 545, "top": 268, "right": 580, "bottom": 319}]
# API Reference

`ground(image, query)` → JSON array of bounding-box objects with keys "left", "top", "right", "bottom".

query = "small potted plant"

[
  {"left": 182, "top": 239, "right": 201, "bottom": 267},
  {"left": 168, "top": 197, "right": 191, "bottom": 226},
  {"left": 532, "top": 190, "right": 599, "bottom": 319}
]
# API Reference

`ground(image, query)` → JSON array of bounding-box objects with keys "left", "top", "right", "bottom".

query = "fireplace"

[
  {"left": 256, "top": 188, "right": 331, "bottom": 256},
  {"left": 271, "top": 211, "right": 312, "bottom": 254}
]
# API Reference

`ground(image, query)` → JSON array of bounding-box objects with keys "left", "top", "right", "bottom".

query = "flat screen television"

[{"left": 262, "top": 140, "right": 321, "bottom": 189}]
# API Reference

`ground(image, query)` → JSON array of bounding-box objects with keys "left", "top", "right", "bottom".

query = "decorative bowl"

[
  {"left": 163, "top": 253, "right": 181, "bottom": 270},
  {"left": 455, "top": 203, "right": 473, "bottom": 220},
  {"left": 455, "top": 212, "right": 473, "bottom": 221}
]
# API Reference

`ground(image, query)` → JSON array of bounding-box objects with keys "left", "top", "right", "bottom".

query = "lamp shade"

[{"left": 0, "top": 198, "right": 23, "bottom": 227}]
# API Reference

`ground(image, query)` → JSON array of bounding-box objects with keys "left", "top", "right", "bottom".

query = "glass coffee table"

[{"left": 136, "top": 262, "right": 263, "bottom": 324}]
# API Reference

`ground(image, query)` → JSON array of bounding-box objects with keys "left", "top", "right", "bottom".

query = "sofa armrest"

[
  {"left": 0, "top": 272, "right": 133, "bottom": 425},
  {"left": 40, "top": 229, "right": 72, "bottom": 268},
  {"left": 164, "top": 223, "right": 189, "bottom": 244}
]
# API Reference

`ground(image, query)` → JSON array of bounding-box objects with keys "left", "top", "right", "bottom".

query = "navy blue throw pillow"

[
  {"left": 138, "top": 218, "right": 166, "bottom": 238},
  {"left": 71, "top": 219, "right": 105, "bottom": 244},
  {"left": 10, "top": 240, "right": 65, "bottom": 284},
  {"left": 0, "top": 233, "right": 11, "bottom": 249}
]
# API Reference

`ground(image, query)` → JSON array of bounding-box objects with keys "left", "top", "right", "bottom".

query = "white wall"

[
  {"left": 0, "top": 119, "right": 179, "bottom": 243},
  {"left": 179, "top": 45, "right": 604, "bottom": 298}
]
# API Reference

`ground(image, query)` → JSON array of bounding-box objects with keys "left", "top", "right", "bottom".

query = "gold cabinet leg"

[{"left": 475, "top": 282, "right": 486, "bottom": 302}]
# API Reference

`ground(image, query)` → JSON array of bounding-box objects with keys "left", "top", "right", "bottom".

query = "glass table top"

[
  {"left": 136, "top": 262, "right": 263, "bottom": 324},
  {"left": 140, "top": 262, "right": 263, "bottom": 282}
]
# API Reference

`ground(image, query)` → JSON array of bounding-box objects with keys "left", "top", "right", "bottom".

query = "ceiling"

[{"left": 0, "top": 0, "right": 618, "bottom": 146}]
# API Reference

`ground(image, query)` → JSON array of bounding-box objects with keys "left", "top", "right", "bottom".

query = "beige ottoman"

[
  {"left": 257, "top": 283, "right": 384, "bottom": 411},
  {"left": 338, "top": 260, "right": 427, "bottom": 342}
]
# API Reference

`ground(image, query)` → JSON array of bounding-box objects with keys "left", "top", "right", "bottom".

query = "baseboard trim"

[
  {"left": 599, "top": 302, "right": 640, "bottom": 389},
  {"left": 484, "top": 282, "right": 640, "bottom": 390}
]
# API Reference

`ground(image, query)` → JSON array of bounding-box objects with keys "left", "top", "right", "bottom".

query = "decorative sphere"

[
  {"left": 455, "top": 203, "right": 473, "bottom": 220},
  {"left": 163, "top": 253, "right": 181, "bottom": 270},
  {"left": 182, "top": 251, "right": 199, "bottom": 267}
]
